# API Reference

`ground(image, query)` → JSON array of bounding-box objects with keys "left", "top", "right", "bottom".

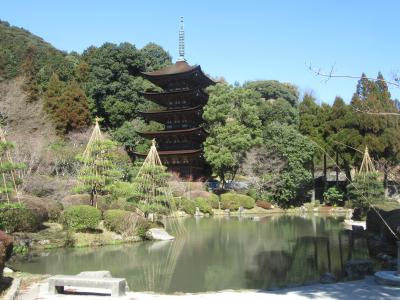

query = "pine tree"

[
  {"left": 131, "top": 140, "right": 174, "bottom": 215},
  {"left": 0, "top": 128, "right": 25, "bottom": 203},
  {"left": 54, "top": 81, "right": 91, "bottom": 134},
  {"left": 75, "top": 119, "right": 123, "bottom": 206}
]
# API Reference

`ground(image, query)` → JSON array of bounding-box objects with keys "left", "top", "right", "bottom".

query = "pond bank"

[
  {"left": 12, "top": 222, "right": 143, "bottom": 252},
  {"left": 14, "top": 276, "right": 400, "bottom": 300},
  {"left": 10, "top": 207, "right": 349, "bottom": 253}
]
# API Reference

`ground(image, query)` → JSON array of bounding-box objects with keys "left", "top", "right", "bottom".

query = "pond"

[{"left": 11, "top": 214, "right": 370, "bottom": 293}]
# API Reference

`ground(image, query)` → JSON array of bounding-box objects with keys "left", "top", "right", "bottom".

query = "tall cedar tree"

[
  {"left": 54, "top": 81, "right": 91, "bottom": 134},
  {"left": 20, "top": 44, "right": 39, "bottom": 102},
  {"left": 44, "top": 73, "right": 64, "bottom": 115},
  {"left": 351, "top": 73, "right": 400, "bottom": 192}
]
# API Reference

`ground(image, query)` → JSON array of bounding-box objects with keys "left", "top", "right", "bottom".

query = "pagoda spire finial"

[{"left": 177, "top": 16, "right": 185, "bottom": 62}]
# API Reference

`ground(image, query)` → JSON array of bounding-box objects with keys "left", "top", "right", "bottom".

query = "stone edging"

[{"left": 4, "top": 277, "right": 21, "bottom": 300}]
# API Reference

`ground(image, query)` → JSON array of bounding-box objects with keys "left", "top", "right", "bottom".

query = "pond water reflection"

[{"left": 12, "top": 215, "right": 370, "bottom": 293}]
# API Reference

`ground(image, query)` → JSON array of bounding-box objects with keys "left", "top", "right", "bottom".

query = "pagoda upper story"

[
  {"left": 142, "top": 60, "right": 214, "bottom": 91},
  {"left": 136, "top": 18, "right": 215, "bottom": 179}
]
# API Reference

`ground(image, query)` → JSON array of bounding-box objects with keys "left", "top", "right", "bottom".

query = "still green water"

[{"left": 12, "top": 215, "right": 369, "bottom": 293}]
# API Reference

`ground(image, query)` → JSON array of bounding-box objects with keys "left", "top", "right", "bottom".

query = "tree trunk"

[
  {"left": 323, "top": 153, "right": 327, "bottom": 191},
  {"left": 335, "top": 151, "right": 339, "bottom": 187},
  {"left": 90, "top": 188, "right": 95, "bottom": 206},
  {"left": 344, "top": 161, "right": 352, "bottom": 183},
  {"left": 311, "top": 155, "right": 315, "bottom": 203},
  {"left": 384, "top": 167, "right": 389, "bottom": 197}
]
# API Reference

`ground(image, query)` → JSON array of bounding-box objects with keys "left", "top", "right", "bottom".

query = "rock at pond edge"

[{"left": 145, "top": 228, "right": 175, "bottom": 241}]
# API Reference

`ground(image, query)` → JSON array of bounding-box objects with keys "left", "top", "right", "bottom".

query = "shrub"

[
  {"left": 0, "top": 203, "right": 42, "bottom": 233},
  {"left": 135, "top": 220, "right": 151, "bottom": 239},
  {"left": 48, "top": 201, "right": 64, "bottom": 222},
  {"left": 103, "top": 209, "right": 130, "bottom": 234},
  {"left": 256, "top": 200, "right": 272, "bottom": 209},
  {"left": 323, "top": 187, "right": 343, "bottom": 206},
  {"left": 174, "top": 197, "right": 196, "bottom": 215},
  {"left": 347, "top": 172, "right": 384, "bottom": 219},
  {"left": 194, "top": 197, "right": 213, "bottom": 215},
  {"left": 98, "top": 197, "right": 138, "bottom": 213},
  {"left": 247, "top": 188, "right": 258, "bottom": 200},
  {"left": 183, "top": 191, "right": 219, "bottom": 210},
  {"left": 0, "top": 230, "right": 13, "bottom": 278},
  {"left": 210, "top": 194, "right": 220, "bottom": 209},
  {"left": 61, "top": 205, "right": 101, "bottom": 231},
  {"left": 136, "top": 203, "right": 170, "bottom": 216},
  {"left": 220, "top": 193, "right": 256, "bottom": 210}
]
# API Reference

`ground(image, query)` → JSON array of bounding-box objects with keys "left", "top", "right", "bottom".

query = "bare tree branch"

[
  {"left": 352, "top": 105, "right": 400, "bottom": 116},
  {"left": 307, "top": 63, "right": 400, "bottom": 88}
]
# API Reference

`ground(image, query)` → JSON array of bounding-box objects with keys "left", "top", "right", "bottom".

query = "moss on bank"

[{"left": 12, "top": 222, "right": 143, "bottom": 252}]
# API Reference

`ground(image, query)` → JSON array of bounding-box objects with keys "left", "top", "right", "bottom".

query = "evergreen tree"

[
  {"left": 0, "top": 130, "right": 25, "bottom": 203},
  {"left": 204, "top": 120, "right": 256, "bottom": 185},
  {"left": 54, "top": 81, "right": 91, "bottom": 134},
  {"left": 20, "top": 45, "right": 39, "bottom": 102},
  {"left": 203, "top": 83, "right": 262, "bottom": 184},
  {"left": 44, "top": 73, "right": 64, "bottom": 115},
  {"left": 351, "top": 73, "right": 400, "bottom": 191},
  {"left": 75, "top": 120, "right": 123, "bottom": 206},
  {"left": 243, "top": 80, "right": 299, "bottom": 106},
  {"left": 263, "top": 122, "right": 315, "bottom": 207},
  {"left": 347, "top": 172, "right": 384, "bottom": 220},
  {"left": 326, "top": 96, "right": 359, "bottom": 181}
]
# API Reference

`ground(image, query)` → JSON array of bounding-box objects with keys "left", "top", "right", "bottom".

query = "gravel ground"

[{"left": 16, "top": 276, "right": 400, "bottom": 300}]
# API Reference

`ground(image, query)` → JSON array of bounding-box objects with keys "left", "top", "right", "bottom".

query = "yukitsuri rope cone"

[
  {"left": 133, "top": 139, "right": 187, "bottom": 291},
  {"left": 79, "top": 117, "right": 105, "bottom": 207},
  {"left": 76, "top": 117, "right": 122, "bottom": 207},
  {"left": 0, "top": 127, "right": 21, "bottom": 203},
  {"left": 359, "top": 145, "right": 376, "bottom": 174},
  {"left": 356, "top": 145, "right": 399, "bottom": 239},
  {"left": 134, "top": 139, "right": 185, "bottom": 235}
]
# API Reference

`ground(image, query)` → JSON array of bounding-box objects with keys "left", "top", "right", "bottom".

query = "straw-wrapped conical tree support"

[
  {"left": 359, "top": 146, "right": 376, "bottom": 174},
  {"left": 133, "top": 139, "right": 184, "bottom": 234},
  {"left": 0, "top": 127, "right": 25, "bottom": 203},
  {"left": 75, "top": 118, "right": 122, "bottom": 207}
]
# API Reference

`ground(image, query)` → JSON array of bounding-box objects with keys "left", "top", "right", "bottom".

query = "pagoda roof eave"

[
  {"left": 138, "top": 105, "right": 203, "bottom": 116},
  {"left": 134, "top": 148, "right": 202, "bottom": 157},
  {"left": 137, "top": 127, "right": 206, "bottom": 138},
  {"left": 141, "top": 61, "right": 215, "bottom": 87},
  {"left": 141, "top": 87, "right": 207, "bottom": 98},
  {"left": 142, "top": 61, "right": 198, "bottom": 77}
]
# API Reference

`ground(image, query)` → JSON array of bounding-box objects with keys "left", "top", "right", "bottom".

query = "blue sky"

[{"left": 2, "top": 1, "right": 399, "bottom": 103}]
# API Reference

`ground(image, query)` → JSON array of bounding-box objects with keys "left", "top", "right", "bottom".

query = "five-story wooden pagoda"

[{"left": 136, "top": 17, "right": 215, "bottom": 179}]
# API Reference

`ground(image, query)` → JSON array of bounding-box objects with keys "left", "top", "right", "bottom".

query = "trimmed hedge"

[
  {"left": 220, "top": 193, "right": 256, "bottom": 210},
  {"left": 174, "top": 197, "right": 214, "bottom": 215},
  {"left": 103, "top": 209, "right": 130, "bottom": 234},
  {"left": 0, "top": 203, "right": 42, "bottom": 233},
  {"left": 61, "top": 205, "right": 101, "bottom": 231},
  {"left": 0, "top": 230, "right": 13, "bottom": 278},
  {"left": 209, "top": 194, "right": 220, "bottom": 209},
  {"left": 175, "top": 197, "right": 196, "bottom": 215},
  {"left": 194, "top": 197, "right": 213, "bottom": 215}
]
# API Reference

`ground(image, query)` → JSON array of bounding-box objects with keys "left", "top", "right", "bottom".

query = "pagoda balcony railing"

[
  {"left": 165, "top": 123, "right": 197, "bottom": 130},
  {"left": 159, "top": 143, "right": 202, "bottom": 151}
]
